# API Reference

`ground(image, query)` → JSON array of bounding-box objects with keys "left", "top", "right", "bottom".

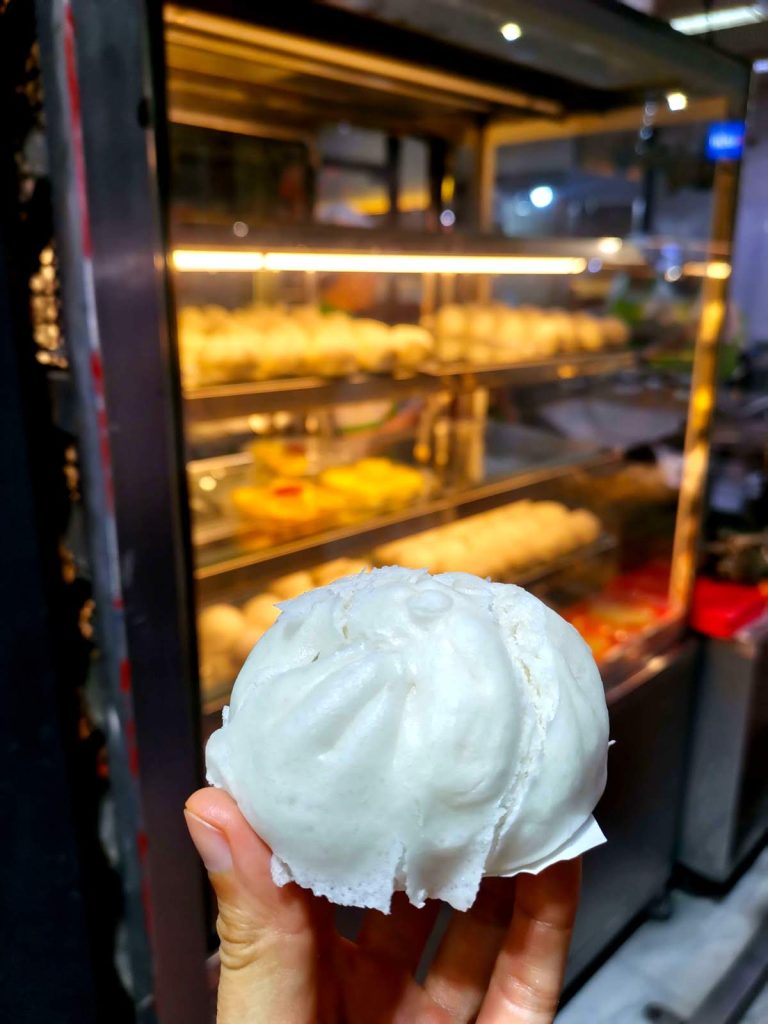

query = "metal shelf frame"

[
  {"left": 183, "top": 369, "right": 443, "bottom": 419},
  {"left": 183, "top": 351, "right": 638, "bottom": 420}
]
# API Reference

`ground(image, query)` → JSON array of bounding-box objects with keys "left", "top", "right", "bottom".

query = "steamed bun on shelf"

[
  {"left": 390, "top": 324, "right": 433, "bottom": 369},
  {"left": 198, "top": 603, "right": 245, "bottom": 657},
  {"left": 197, "top": 595, "right": 285, "bottom": 697},
  {"left": 206, "top": 567, "right": 609, "bottom": 912},
  {"left": 466, "top": 303, "right": 498, "bottom": 343},
  {"left": 433, "top": 303, "right": 466, "bottom": 339},
  {"left": 311, "top": 315, "right": 358, "bottom": 377},
  {"left": 312, "top": 557, "right": 371, "bottom": 588},
  {"left": 602, "top": 316, "right": 630, "bottom": 348},
  {"left": 199, "top": 652, "right": 237, "bottom": 698},
  {"left": 177, "top": 303, "right": 436, "bottom": 385},
  {"left": 258, "top": 321, "right": 306, "bottom": 379},
  {"left": 231, "top": 626, "right": 266, "bottom": 666},
  {"left": 572, "top": 313, "right": 604, "bottom": 352},
  {"left": 195, "top": 326, "right": 257, "bottom": 385},
  {"left": 551, "top": 310, "right": 579, "bottom": 353},
  {"left": 373, "top": 500, "right": 604, "bottom": 580},
  {"left": 530, "top": 312, "right": 561, "bottom": 359},
  {"left": 353, "top": 319, "right": 394, "bottom": 373},
  {"left": 568, "top": 509, "right": 602, "bottom": 545},
  {"left": 428, "top": 301, "right": 630, "bottom": 366},
  {"left": 242, "top": 593, "right": 282, "bottom": 633},
  {"left": 376, "top": 497, "right": 606, "bottom": 581},
  {"left": 178, "top": 297, "right": 629, "bottom": 385},
  {"left": 270, "top": 570, "right": 315, "bottom": 601},
  {"left": 197, "top": 603, "right": 246, "bottom": 697}
]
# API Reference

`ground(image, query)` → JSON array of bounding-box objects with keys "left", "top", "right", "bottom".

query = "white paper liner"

[{"left": 499, "top": 816, "right": 606, "bottom": 878}]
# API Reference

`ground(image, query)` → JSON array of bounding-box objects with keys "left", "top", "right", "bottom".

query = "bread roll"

[
  {"left": 602, "top": 316, "right": 630, "bottom": 347},
  {"left": 309, "top": 315, "right": 357, "bottom": 376},
  {"left": 573, "top": 313, "right": 604, "bottom": 352},
  {"left": 313, "top": 557, "right": 370, "bottom": 588},
  {"left": 199, "top": 652, "right": 237, "bottom": 697},
  {"left": 206, "top": 567, "right": 609, "bottom": 912},
  {"left": 278, "top": 321, "right": 312, "bottom": 377},
  {"left": 270, "top": 571, "right": 314, "bottom": 601},
  {"left": 242, "top": 593, "right": 281, "bottom": 632},
  {"left": 353, "top": 319, "right": 394, "bottom": 373},
  {"left": 434, "top": 304, "right": 466, "bottom": 339},
  {"left": 390, "top": 324, "right": 433, "bottom": 369},
  {"left": 198, "top": 604, "right": 245, "bottom": 656}
]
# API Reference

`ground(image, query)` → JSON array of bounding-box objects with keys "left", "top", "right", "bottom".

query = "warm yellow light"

[
  {"left": 692, "top": 388, "right": 713, "bottom": 417},
  {"left": 172, "top": 249, "right": 587, "bottom": 276},
  {"left": 683, "top": 260, "right": 732, "bottom": 279},
  {"left": 500, "top": 21, "right": 522, "bottom": 41},
  {"left": 666, "top": 91, "right": 688, "bottom": 112},
  {"left": 264, "top": 252, "right": 588, "bottom": 275},
  {"left": 172, "top": 250, "right": 265, "bottom": 272},
  {"left": 349, "top": 188, "right": 430, "bottom": 216},
  {"left": 706, "top": 261, "right": 732, "bottom": 280},
  {"left": 597, "top": 237, "right": 623, "bottom": 256}
]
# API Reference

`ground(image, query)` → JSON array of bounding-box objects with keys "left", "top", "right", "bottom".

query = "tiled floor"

[{"left": 557, "top": 846, "right": 768, "bottom": 1024}]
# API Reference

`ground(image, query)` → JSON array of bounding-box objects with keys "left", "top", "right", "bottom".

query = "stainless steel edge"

[
  {"left": 36, "top": 1, "right": 210, "bottom": 1021},
  {"left": 182, "top": 352, "right": 637, "bottom": 422}
]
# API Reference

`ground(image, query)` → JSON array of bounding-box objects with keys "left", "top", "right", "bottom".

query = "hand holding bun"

[{"left": 206, "top": 567, "right": 608, "bottom": 913}]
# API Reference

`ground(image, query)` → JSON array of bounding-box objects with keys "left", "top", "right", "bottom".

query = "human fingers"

[
  {"left": 476, "top": 857, "right": 581, "bottom": 1024},
  {"left": 184, "top": 788, "right": 318, "bottom": 1024},
  {"left": 423, "top": 877, "right": 517, "bottom": 1020},
  {"left": 334, "top": 937, "right": 442, "bottom": 1024},
  {"left": 357, "top": 892, "right": 441, "bottom": 974}
]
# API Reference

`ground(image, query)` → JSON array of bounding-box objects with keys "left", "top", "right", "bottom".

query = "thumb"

[{"left": 184, "top": 788, "right": 318, "bottom": 1024}]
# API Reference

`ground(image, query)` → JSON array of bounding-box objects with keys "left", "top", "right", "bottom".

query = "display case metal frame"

[
  {"left": 481, "top": 98, "right": 745, "bottom": 617},
  {"left": 35, "top": 2, "right": 209, "bottom": 1022},
  {"left": 33, "top": 2, "right": 749, "bottom": 1021}
]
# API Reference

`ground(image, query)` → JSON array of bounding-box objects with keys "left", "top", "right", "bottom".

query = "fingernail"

[{"left": 184, "top": 809, "right": 232, "bottom": 874}]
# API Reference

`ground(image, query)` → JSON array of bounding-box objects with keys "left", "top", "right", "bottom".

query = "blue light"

[
  {"left": 529, "top": 185, "right": 555, "bottom": 209},
  {"left": 706, "top": 122, "right": 745, "bottom": 161}
]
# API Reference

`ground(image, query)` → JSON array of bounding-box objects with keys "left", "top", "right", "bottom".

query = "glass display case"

[{"left": 35, "top": 2, "right": 749, "bottom": 1021}]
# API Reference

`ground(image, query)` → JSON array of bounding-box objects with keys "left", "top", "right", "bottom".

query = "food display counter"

[{"left": 34, "top": 2, "right": 748, "bottom": 1020}]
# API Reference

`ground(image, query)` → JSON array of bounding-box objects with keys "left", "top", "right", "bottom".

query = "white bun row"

[
  {"left": 425, "top": 303, "right": 629, "bottom": 363},
  {"left": 197, "top": 501, "right": 602, "bottom": 696},
  {"left": 197, "top": 557, "right": 371, "bottom": 695},
  {"left": 374, "top": 500, "right": 602, "bottom": 577},
  {"left": 179, "top": 302, "right": 630, "bottom": 386},
  {"left": 179, "top": 305, "right": 432, "bottom": 386}
]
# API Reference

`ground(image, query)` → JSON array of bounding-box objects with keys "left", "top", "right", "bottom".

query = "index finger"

[{"left": 477, "top": 857, "right": 581, "bottom": 1024}]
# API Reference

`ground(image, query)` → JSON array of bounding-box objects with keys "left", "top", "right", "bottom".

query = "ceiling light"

[
  {"left": 598, "top": 237, "right": 623, "bottom": 256},
  {"left": 529, "top": 185, "right": 555, "bottom": 209},
  {"left": 666, "top": 91, "right": 688, "bottom": 112},
  {"left": 671, "top": 5, "right": 766, "bottom": 35},
  {"left": 500, "top": 22, "right": 522, "bottom": 42}
]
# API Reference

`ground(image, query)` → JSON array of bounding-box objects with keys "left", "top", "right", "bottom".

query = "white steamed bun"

[{"left": 206, "top": 566, "right": 609, "bottom": 913}]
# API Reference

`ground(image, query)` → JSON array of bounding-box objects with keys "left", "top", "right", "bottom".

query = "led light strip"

[
  {"left": 683, "top": 261, "right": 732, "bottom": 280},
  {"left": 671, "top": 5, "right": 766, "bottom": 35},
  {"left": 171, "top": 249, "right": 587, "bottom": 276}
]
